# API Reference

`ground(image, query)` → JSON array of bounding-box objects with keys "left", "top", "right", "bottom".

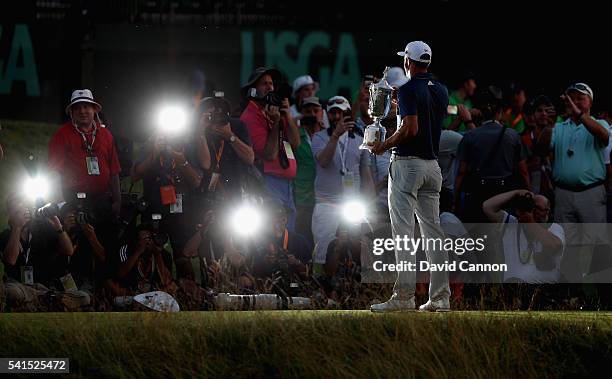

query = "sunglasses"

[
  {"left": 328, "top": 99, "right": 347, "bottom": 105},
  {"left": 570, "top": 83, "right": 589, "bottom": 91}
]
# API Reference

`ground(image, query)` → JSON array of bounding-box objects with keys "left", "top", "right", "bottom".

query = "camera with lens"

[
  {"left": 200, "top": 93, "right": 232, "bottom": 127},
  {"left": 264, "top": 91, "right": 283, "bottom": 107},
  {"left": 36, "top": 202, "right": 59, "bottom": 219},
  {"left": 75, "top": 192, "right": 96, "bottom": 226},
  {"left": 511, "top": 192, "right": 535, "bottom": 213},
  {"left": 300, "top": 115, "right": 318, "bottom": 127},
  {"left": 207, "top": 111, "right": 231, "bottom": 126},
  {"left": 150, "top": 213, "right": 169, "bottom": 247},
  {"left": 118, "top": 193, "right": 149, "bottom": 241}
]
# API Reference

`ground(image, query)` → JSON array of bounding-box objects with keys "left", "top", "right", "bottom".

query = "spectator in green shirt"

[
  {"left": 443, "top": 72, "right": 478, "bottom": 132},
  {"left": 502, "top": 82, "right": 528, "bottom": 133},
  {"left": 293, "top": 96, "right": 325, "bottom": 245}
]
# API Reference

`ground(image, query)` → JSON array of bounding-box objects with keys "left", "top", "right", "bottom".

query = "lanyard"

[
  {"left": 20, "top": 232, "right": 33, "bottom": 264},
  {"left": 516, "top": 223, "right": 534, "bottom": 264},
  {"left": 338, "top": 134, "right": 349, "bottom": 174},
  {"left": 74, "top": 123, "right": 98, "bottom": 155},
  {"left": 283, "top": 229, "right": 289, "bottom": 250},
  {"left": 214, "top": 140, "right": 225, "bottom": 172}
]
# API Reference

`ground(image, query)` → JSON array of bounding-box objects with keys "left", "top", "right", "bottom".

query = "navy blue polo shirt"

[{"left": 394, "top": 73, "right": 449, "bottom": 159}]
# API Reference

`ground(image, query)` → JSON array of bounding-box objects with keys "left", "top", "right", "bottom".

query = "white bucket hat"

[{"left": 65, "top": 89, "right": 102, "bottom": 115}]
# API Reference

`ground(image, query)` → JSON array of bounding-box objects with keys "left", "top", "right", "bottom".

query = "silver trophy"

[{"left": 359, "top": 67, "right": 393, "bottom": 151}]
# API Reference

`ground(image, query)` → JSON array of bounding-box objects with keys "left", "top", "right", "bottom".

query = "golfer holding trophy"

[{"left": 368, "top": 41, "right": 452, "bottom": 312}]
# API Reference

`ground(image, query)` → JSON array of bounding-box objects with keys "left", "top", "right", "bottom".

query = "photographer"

[
  {"left": 131, "top": 110, "right": 205, "bottom": 277},
  {"left": 196, "top": 94, "right": 255, "bottom": 205},
  {"left": 483, "top": 190, "right": 564, "bottom": 284},
  {"left": 323, "top": 222, "right": 367, "bottom": 303},
  {"left": 0, "top": 193, "right": 91, "bottom": 311},
  {"left": 108, "top": 223, "right": 176, "bottom": 296},
  {"left": 59, "top": 202, "right": 108, "bottom": 297},
  {"left": 247, "top": 200, "right": 310, "bottom": 293},
  {"left": 240, "top": 67, "right": 300, "bottom": 230}
]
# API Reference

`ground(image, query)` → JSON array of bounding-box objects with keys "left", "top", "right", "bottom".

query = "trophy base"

[{"left": 359, "top": 123, "right": 387, "bottom": 151}]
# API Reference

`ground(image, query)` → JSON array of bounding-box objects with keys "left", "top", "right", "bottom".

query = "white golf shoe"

[
  {"left": 418, "top": 298, "right": 451, "bottom": 312},
  {"left": 370, "top": 294, "right": 416, "bottom": 313}
]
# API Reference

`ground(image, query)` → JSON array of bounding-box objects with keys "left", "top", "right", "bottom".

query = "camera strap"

[
  {"left": 138, "top": 254, "right": 156, "bottom": 284},
  {"left": 516, "top": 223, "right": 534, "bottom": 264},
  {"left": 278, "top": 123, "right": 290, "bottom": 169}
]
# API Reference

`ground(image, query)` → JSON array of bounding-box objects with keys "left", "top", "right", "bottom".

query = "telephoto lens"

[
  {"left": 214, "top": 293, "right": 311, "bottom": 311},
  {"left": 36, "top": 202, "right": 59, "bottom": 219}
]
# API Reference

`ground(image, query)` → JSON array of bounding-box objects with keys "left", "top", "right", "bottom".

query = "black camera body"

[
  {"left": 118, "top": 194, "right": 149, "bottom": 241},
  {"left": 207, "top": 112, "right": 231, "bottom": 126},
  {"left": 512, "top": 192, "right": 535, "bottom": 213},
  {"left": 300, "top": 116, "right": 318, "bottom": 127},
  {"left": 150, "top": 214, "right": 169, "bottom": 247},
  {"left": 75, "top": 193, "right": 96, "bottom": 226},
  {"left": 264, "top": 91, "right": 283, "bottom": 107}
]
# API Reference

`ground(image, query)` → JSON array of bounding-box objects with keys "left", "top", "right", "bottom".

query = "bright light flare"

[
  {"left": 342, "top": 200, "right": 367, "bottom": 223},
  {"left": 23, "top": 175, "right": 50, "bottom": 201},
  {"left": 230, "top": 204, "right": 263, "bottom": 237},
  {"left": 156, "top": 105, "right": 188, "bottom": 135}
]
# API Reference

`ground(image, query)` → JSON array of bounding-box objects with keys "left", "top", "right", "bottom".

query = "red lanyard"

[
  {"left": 283, "top": 229, "right": 288, "bottom": 250},
  {"left": 214, "top": 140, "right": 225, "bottom": 172}
]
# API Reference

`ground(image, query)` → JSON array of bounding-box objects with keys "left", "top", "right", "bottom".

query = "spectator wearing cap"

[
  {"left": 49, "top": 90, "right": 121, "bottom": 214},
  {"left": 310, "top": 96, "right": 373, "bottom": 269},
  {"left": 369, "top": 41, "right": 451, "bottom": 312},
  {"left": 48, "top": 89, "right": 122, "bottom": 258},
  {"left": 240, "top": 67, "right": 301, "bottom": 230},
  {"left": 290, "top": 75, "right": 331, "bottom": 130},
  {"left": 289, "top": 75, "right": 319, "bottom": 118},
  {"left": 502, "top": 83, "right": 528, "bottom": 133},
  {"left": 443, "top": 72, "right": 478, "bottom": 132},
  {"left": 537, "top": 83, "right": 611, "bottom": 281},
  {"left": 455, "top": 85, "right": 530, "bottom": 223},
  {"left": 293, "top": 96, "right": 325, "bottom": 246}
]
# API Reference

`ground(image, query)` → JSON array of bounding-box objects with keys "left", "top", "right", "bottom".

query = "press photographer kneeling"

[
  {"left": 483, "top": 190, "right": 565, "bottom": 307},
  {"left": 0, "top": 193, "right": 91, "bottom": 311}
]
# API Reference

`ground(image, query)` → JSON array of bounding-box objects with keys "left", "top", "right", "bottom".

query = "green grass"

[{"left": 0, "top": 311, "right": 610, "bottom": 378}]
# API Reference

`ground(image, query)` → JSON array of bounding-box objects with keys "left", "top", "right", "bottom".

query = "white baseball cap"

[
  {"left": 397, "top": 41, "right": 432, "bottom": 63},
  {"left": 65, "top": 89, "right": 102, "bottom": 115},
  {"left": 386, "top": 67, "right": 409, "bottom": 88},
  {"left": 292, "top": 75, "right": 319, "bottom": 97},
  {"left": 567, "top": 82, "right": 594, "bottom": 100},
  {"left": 326, "top": 96, "right": 351, "bottom": 112}
]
